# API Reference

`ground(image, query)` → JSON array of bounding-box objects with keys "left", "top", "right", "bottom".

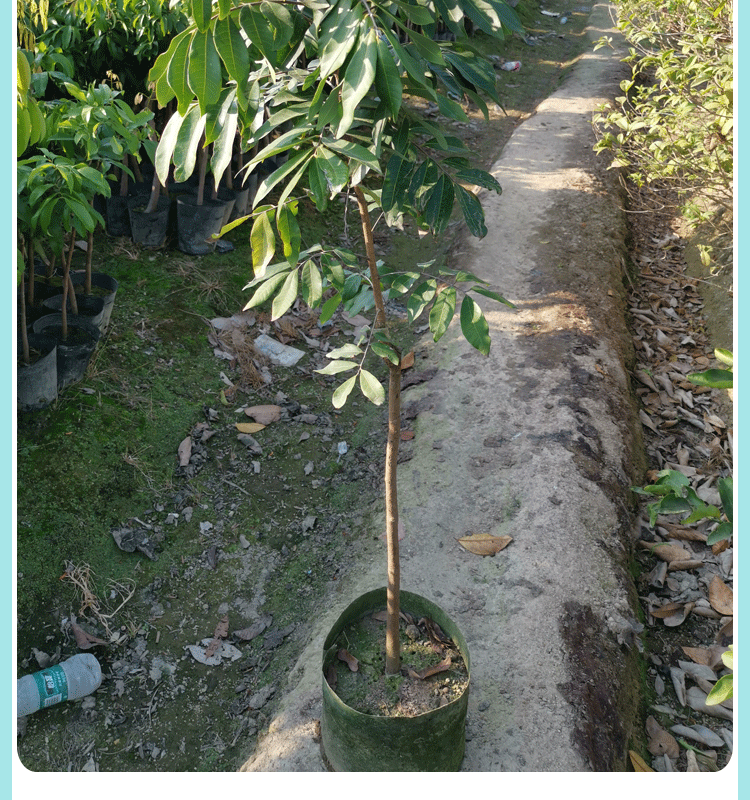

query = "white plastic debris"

[{"left": 254, "top": 334, "right": 305, "bottom": 367}]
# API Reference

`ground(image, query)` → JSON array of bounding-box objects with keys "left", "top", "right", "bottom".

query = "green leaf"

[
  {"left": 191, "top": 0, "right": 212, "bottom": 32},
  {"left": 188, "top": 28, "right": 223, "bottom": 113},
  {"left": 455, "top": 167, "right": 502, "bottom": 193},
  {"left": 460, "top": 295, "right": 490, "bottom": 355},
  {"left": 407, "top": 280, "right": 437, "bottom": 323},
  {"left": 337, "top": 27, "right": 377, "bottom": 138},
  {"left": 271, "top": 269, "right": 299, "bottom": 320},
  {"left": 429, "top": 285, "right": 457, "bottom": 342},
  {"left": 173, "top": 105, "right": 206, "bottom": 183},
  {"left": 423, "top": 174, "right": 455, "bottom": 235},
  {"left": 315, "top": 147, "right": 349, "bottom": 197},
  {"left": 706, "top": 521, "right": 732, "bottom": 546},
  {"left": 277, "top": 204, "right": 301, "bottom": 265},
  {"left": 705, "top": 674, "right": 733, "bottom": 706},
  {"left": 218, "top": 0, "right": 232, "bottom": 19},
  {"left": 455, "top": 184, "right": 487, "bottom": 238},
  {"left": 254, "top": 149, "right": 312, "bottom": 207},
  {"left": 359, "top": 369, "right": 385, "bottom": 405},
  {"left": 167, "top": 30, "right": 194, "bottom": 115},
  {"left": 300, "top": 260, "right": 323, "bottom": 308},
  {"left": 155, "top": 110, "right": 184, "bottom": 185},
  {"left": 322, "top": 138, "right": 381, "bottom": 174},
  {"left": 407, "top": 27, "right": 446, "bottom": 66},
  {"left": 318, "top": 2, "right": 362, "bottom": 80},
  {"left": 687, "top": 368, "right": 733, "bottom": 389},
  {"left": 239, "top": 6, "right": 279, "bottom": 66},
  {"left": 213, "top": 16, "right": 250, "bottom": 88},
  {"left": 243, "top": 269, "right": 289, "bottom": 309},
  {"left": 718, "top": 477, "right": 733, "bottom": 522},
  {"left": 382, "top": 153, "right": 415, "bottom": 213},
  {"left": 436, "top": 91, "right": 469, "bottom": 122},
  {"left": 470, "top": 285, "right": 515, "bottom": 309},
  {"left": 319, "top": 292, "right": 342, "bottom": 324},
  {"left": 332, "top": 374, "right": 357, "bottom": 408},
  {"left": 250, "top": 209, "right": 276, "bottom": 276},
  {"left": 374, "top": 35, "right": 403, "bottom": 119},
  {"left": 327, "top": 343, "right": 363, "bottom": 359},
  {"left": 315, "top": 360, "right": 358, "bottom": 376},
  {"left": 371, "top": 341, "right": 400, "bottom": 364},
  {"left": 715, "top": 348, "right": 733, "bottom": 368}
]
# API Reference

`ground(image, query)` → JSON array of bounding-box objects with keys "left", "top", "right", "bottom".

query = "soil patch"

[{"left": 325, "top": 610, "right": 468, "bottom": 718}]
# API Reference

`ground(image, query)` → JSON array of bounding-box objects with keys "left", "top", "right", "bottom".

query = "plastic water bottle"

[{"left": 17, "top": 654, "right": 102, "bottom": 717}]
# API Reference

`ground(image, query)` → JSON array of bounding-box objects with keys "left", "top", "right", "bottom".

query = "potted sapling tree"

[
  {"left": 18, "top": 150, "right": 109, "bottom": 390},
  {"left": 151, "top": 0, "right": 523, "bottom": 770}
]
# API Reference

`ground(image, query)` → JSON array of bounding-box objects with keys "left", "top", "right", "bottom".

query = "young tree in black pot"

[{"left": 150, "top": 0, "right": 523, "bottom": 769}]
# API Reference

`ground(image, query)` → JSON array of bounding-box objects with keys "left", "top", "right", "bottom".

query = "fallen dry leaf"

[
  {"left": 638, "top": 540, "right": 692, "bottom": 563},
  {"left": 646, "top": 716, "right": 680, "bottom": 758},
  {"left": 236, "top": 422, "right": 266, "bottom": 434},
  {"left": 407, "top": 655, "right": 452, "bottom": 680},
  {"left": 177, "top": 436, "right": 192, "bottom": 467},
  {"left": 457, "top": 532, "right": 512, "bottom": 556},
  {"left": 708, "top": 575, "right": 733, "bottom": 616},
  {"left": 244, "top": 404, "right": 281, "bottom": 424},
  {"left": 214, "top": 614, "right": 229, "bottom": 639},
  {"left": 681, "top": 645, "right": 724, "bottom": 670},
  {"left": 629, "top": 750, "right": 654, "bottom": 772},
  {"left": 337, "top": 648, "right": 359, "bottom": 672},
  {"left": 400, "top": 351, "right": 415, "bottom": 370},
  {"left": 70, "top": 619, "right": 108, "bottom": 650},
  {"left": 400, "top": 431, "right": 415, "bottom": 441}
]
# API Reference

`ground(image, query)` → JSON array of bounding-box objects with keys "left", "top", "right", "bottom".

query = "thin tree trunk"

[
  {"left": 19, "top": 274, "right": 30, "bottom": 365},
  {"left": 26, "top": 237, "right": 35, "bottom": 308},
  {"left": 197, "top": 136, "right": 208, "bottom": 206},
  {"left": 384, "top": 360, "right": 401, "bottom": 675},
  {"left": 354, "top": 185, "right": 401, "bottom": 674}
]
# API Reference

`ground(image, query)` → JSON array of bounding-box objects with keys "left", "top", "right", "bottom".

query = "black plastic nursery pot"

[
  {"left": 42, "top": 293, "right": 105, "bottom": 332},
  {"left": 17, "top": 333, "right": 57, "bottom": 411},
  {"left": 32, "top": 314, "right": 101, "bottom": 391},
  {"left": 71, "top": 272, "right": 119, "bottom": 332},
  {"left": 176, "top": 195, "right": 233, "bottom": 255},
  {"left": 128, "top": 195, "right": 171, "bottom": 248},
  {"left": 321, "top": 587, "right": 471, "bottom": 772}
]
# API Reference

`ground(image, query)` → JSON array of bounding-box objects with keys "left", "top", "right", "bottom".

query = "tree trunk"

[{"left": 354, "top": 185, "right": 401, "bottom": 674}]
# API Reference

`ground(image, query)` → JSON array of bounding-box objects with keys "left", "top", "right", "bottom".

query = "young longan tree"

[{"left": 150, "top": 0, "right": 521, "bottom": 674}]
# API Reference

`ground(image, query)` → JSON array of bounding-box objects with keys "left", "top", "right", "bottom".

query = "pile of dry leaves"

[{"left": 626, "top": 196, "right": 733, "bottom": 772}]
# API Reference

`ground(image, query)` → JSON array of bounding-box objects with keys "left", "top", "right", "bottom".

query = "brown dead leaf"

[
  {"left": 400, "top": 351, "right": 415, "bottom": 370},
  {"left": 407, "top": 655, "right": 452, "bottom": 680},
  {"left": 651, "top": 602, "right": 694, "bottom": 627},
  {"left": 400, "top": 431, "right": 415, "bottom": 441},
  {"left": 70, "top": 619, "right": 108, "bottom": 650},
  {"left": 629, "top": 750, "right": 654, "bottom": 772},
  {"left": 214, "top": 614, "right": 229, "bottom": 639},
  {"left": 646, "top": 716, "right": 680, "bottom": 758},
  {"left": 244, "top": 404, "right": 282, "bottom": 424},
  {"left": 708, "top": 575, "right": 733, "bottom": 616},
  {"left": 457, "top": 532, "right": 512, "bottom": 556},
  {"left": 660, "top": 522, "right": 707, "bottom": 543},
  {"left": 177, "top": 436, "right": 192, "bottom": 467},
  {"left": 337, "top": 648, "right": 359, "bottom": 672},
  {"left": 236, "top": 422, "right": 266, "bottom": 434},
  {"left": 371, "top": 610, "right": 388, "bottom": 622},
  {"left": 638, "top": 540, "right": 692, "bottom": 563},
  {"left": 325, "top": 663, "right": 337, "bottom": 689},
  {"left": 650, "top": 602, "right": 684, "bottom": 618},
  {"left": 715, "top": 620, "right": 732, "bottom": 647}
]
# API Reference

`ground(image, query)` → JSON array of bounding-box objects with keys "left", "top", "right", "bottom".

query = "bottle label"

[{"left": 31, "top": 665, "right": 68, "bottom": 708}]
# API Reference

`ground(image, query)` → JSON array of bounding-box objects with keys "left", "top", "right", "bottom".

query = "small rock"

[{"left": 239, "top": 534, "right": 251, "bottom": 549}]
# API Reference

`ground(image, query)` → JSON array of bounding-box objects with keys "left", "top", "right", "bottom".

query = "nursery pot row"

[{"left": 321, "top": 588, "right": 471, "bottom": 772}]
